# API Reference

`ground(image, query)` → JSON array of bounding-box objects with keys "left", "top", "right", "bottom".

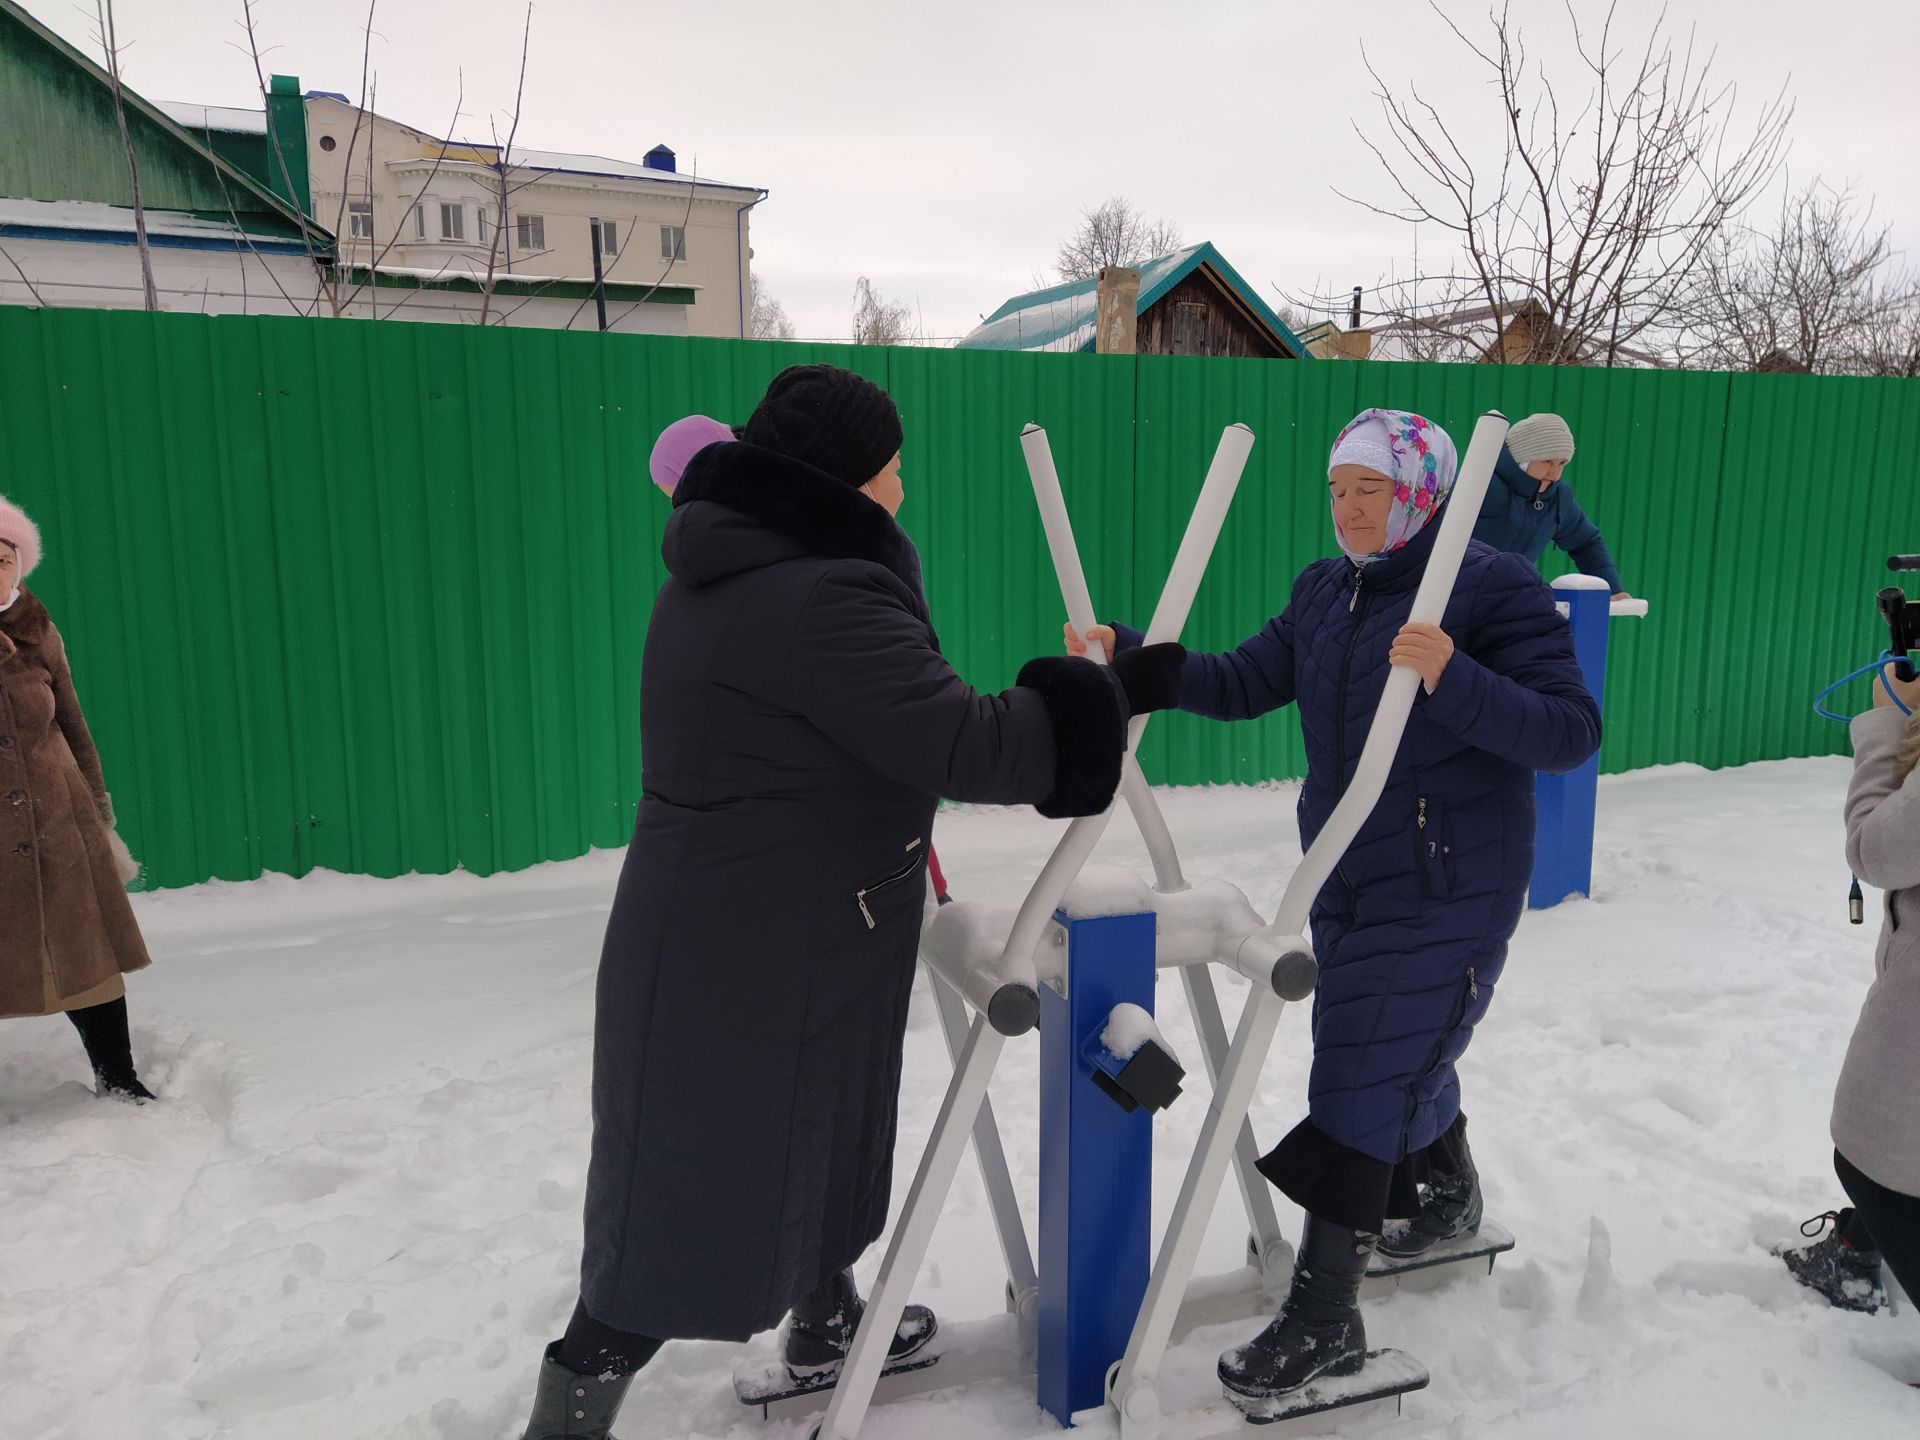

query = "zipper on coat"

[
  {"left": 1399, "top": 966, "right": 1481, "bottom": 1153},
  {"left": 856, "top": 851, "right": 925, "bottom": 931},
  {"left": 1335, "top": 571, "right": 1374, "bottom": 778}
]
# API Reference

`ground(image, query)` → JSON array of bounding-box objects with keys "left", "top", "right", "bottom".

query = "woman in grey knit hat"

[{"left": 1472, "top": 412, "right": 1632, "bottom": 600}]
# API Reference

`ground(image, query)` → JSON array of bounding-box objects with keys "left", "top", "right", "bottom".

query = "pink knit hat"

[
  {"left": 649, "top": 415, "right": 736, "bottom": 495},
  {"left": 0, "top": 495, "right": 41, "bottom": 581}
]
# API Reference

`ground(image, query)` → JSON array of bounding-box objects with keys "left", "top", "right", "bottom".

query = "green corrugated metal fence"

[{"left": 2, "top": 305, "right": 1915, "bottom": 890}]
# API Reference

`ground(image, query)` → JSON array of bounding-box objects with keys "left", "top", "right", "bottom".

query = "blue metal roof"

[{"left": 958, "top": 242, "right": 1309, "bottom": 357}]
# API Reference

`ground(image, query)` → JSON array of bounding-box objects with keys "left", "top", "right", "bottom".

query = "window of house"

[
  {"left": 592, "top": 218, "right": 619, "bottom": 257},
  {"left": 348, "top": 202, "right": 374, "bottom": 241},
  {"left": 439, "top": 203, "right": 465, "bottom": 242},
  {"left": 660, "top": 225, "right": 687, "bottom": 262},
  {"left": 477, "top": 207, "right": 492, "bottom": 247},
  {"left": 516, "top": 214, "right": 546, "bottom": 253},
  {"left": 413, "top": 204, "right": 426, "bottom": 240}
]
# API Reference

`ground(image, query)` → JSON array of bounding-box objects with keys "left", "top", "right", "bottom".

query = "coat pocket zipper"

[{"left": 856, "top": 851, "right": 925, "bottom": 930}]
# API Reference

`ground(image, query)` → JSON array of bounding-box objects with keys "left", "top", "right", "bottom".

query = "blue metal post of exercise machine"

[
  {"left": 1037, "top": 906, "right": 1160, "bottom": 1425},
  {"left": 1531, "top": 577, "right": 1614, "bottom": 909}
]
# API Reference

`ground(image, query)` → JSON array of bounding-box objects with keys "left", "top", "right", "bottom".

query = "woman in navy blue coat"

[{"left": 1073, "top": 409, "right": 1600, "bottom": 1406}]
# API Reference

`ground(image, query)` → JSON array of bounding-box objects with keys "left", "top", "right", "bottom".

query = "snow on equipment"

[
  {"left": 1528, "top": 579, "right": 1651, "bottom": 909},
  {"left": 764, "top": 414, "right": 1509, "bottom": 1440}
]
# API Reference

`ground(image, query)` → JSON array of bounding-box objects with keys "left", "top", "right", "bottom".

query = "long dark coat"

[
  {"left": 580, "top": 441, "right": 1125, "bottom": 1341},
  {"left": 1118, "top": 519, "right": 1600, "bottom": 1165},
  {"left": 0, "top": 589, "right": 151, "bottom": 1018}
]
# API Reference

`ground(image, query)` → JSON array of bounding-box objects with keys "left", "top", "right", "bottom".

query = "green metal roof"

[
  {"left": 0, "top": 0, "right": 329, "bottom": 252},
  {"left": 958, "top": 242, "right": 1309, "bottom": 357}
]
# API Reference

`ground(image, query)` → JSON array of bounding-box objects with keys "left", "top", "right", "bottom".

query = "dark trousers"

[
  {"left": 1836, "top": 1149, "right": 1920, "bottom": 1306},
  {"left": 558, "top": 1268, "right": 852, "bottom": 1376},
  {"left": 1257, "top": 1111, "right": 1472, "bottom": 1233}
]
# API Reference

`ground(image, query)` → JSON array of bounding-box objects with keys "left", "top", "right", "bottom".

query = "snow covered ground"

[{"left": 3, "top": 760, "right": 1917, "bottom": 1440}]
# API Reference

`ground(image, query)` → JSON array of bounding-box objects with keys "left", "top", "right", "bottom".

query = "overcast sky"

[{"left": 39, "top": 0, "right": 1920, "bottom": 341}]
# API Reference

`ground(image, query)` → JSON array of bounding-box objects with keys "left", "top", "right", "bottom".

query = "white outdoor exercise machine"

[{"left": 790, "top": 411, "right": 1513, "bottom": 1439}]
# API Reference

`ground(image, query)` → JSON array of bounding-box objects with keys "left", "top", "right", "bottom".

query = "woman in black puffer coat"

[{"left": 515, "top": 365, "right": 1184, "bottom": 1438}]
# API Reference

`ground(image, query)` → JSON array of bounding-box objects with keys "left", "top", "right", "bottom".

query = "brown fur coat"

[{"left": 0, "top": 589, "right": 150, "bottom": 1017}]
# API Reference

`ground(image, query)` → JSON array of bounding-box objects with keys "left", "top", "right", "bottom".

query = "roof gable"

[
  {"left": 961, "top": 242, "right": 1308, "bottom": 356},
  {"left": 0, "top": 0, "right": 326, "bottom": 245}
]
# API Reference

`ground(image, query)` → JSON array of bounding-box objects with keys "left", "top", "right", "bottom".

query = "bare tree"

[
  {"left": 852, "top": 275, "right": 915, "bottom": 345},
  {"left": 95, "top": 0, "right": 158, "bottom": 310},
  {"left": 750, "top": 275, "right": 796, "bottom": 340},
  {"left": 1332, "top": 2, "right": 1792, "bottom": 366},
  {"left": 477, "top": 3, "right": 534, "bottom": 325},
  {"left": 1855, "top": 292, "right": 1920, "bottom": 378},
  {"left": 1055, "top": 197, "right": 1183, "bottom": 282},
  {"left": 1676, "top": 181, "right": 1918, "bottom": 374}
]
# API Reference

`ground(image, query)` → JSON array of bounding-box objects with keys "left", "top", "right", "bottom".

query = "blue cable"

[{"left": 1814, "top": 652, "right": 1913, "bottom": 722}]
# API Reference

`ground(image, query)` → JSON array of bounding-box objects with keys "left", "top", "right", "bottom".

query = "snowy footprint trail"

[{"left": 2, "top": 762, "right": 1917, "bottom": 1438}]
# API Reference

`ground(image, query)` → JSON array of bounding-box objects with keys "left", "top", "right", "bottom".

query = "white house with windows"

[{"left": 295, "top": 92, "right": 767, "bottom": 336}]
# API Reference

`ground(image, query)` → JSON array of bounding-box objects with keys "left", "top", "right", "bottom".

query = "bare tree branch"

[
  {"left": 320, "top": 0, "right": 380, "bottom": 310},
  {"left": 95, "top": 0, "right": 158, "bottom": 310},
  {"left": 335, "top": 71, "right": 465, "bottom": 313},
  {"left": 189, "top": 114, "right": 307, "bottom": 314},
  {"left": 478, "top": 3, "right": 532, "bottom": 325},
  {"left": 238, "top": 0, "right": 330, "bottom": 315},
  {"left": 591, "top": 162, "right": 704, "bottom": 331},
  {"left": 0, "top": 236, "right": 48, "bottom": 306},
  {"left": 1329, "top": 1, "right": 1793, "bottom": 366}
]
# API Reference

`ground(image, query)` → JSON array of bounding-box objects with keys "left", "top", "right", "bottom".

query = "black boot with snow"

[
  {"left": 1220, "top": 1216, "right": 1376, "bottom": 1402},
  {"left": 783, "top": 1268, "right": 938, "bottom": 1379},
  {"left": 518, "top": 1342, "right": 634, "bottom": 1440},
  {"left": 67, "top": 997, "right": 156, "bottom": 1103},
  {"left": 1780, "top": 1208, "right": 1888, "bottom": 1315},
  {"left": 1378, "top": 1121, "right": 1481, "bottom": 1260}
]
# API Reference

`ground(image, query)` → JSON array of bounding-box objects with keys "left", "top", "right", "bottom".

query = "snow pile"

[
  {"left": 2, "top": 763, "right": 1917, "bottom": 1438},
  {"left": 1098, "top": 1003, "right": 1160, "bottom": 1063}
]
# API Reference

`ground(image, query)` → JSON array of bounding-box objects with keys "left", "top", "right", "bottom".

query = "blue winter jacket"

[
  {"left": 1472, "top": 446, "right": 1625, "bottom": 594},
  {"left": 1115, "top": 514, "right": 1600, "bottom": 1162}
]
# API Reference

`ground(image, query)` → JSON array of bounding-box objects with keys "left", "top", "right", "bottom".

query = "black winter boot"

[
  {"left": 783, "top": 1269, "right": 938, "bottom": 1380},
  {"left": 1379, "top": 1122, "right": 1481, "bottom": 1259},
  {"left": 519, "top": 1342, "right": 635, "bottom": 1440},
  {"left": 1779, "top": 1209, "right": 1888, "bottom": 1315},
  {"left": 1220, "top": 1215, "right": 1376, "bottom": 1402},
  {"left": 67, "top": 998, "right": 155, "bottom": 1102}
]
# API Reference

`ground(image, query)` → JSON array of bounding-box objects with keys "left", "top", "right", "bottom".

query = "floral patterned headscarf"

[{"left": 1326, "top": 408, "right": 1458, "bottom": 564}]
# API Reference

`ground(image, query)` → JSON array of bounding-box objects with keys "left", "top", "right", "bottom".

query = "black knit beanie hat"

[{"left": 743, "top": 364, "right": 903, "bottom": 488}]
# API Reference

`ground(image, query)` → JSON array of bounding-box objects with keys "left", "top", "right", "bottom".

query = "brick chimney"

[{"left": 1095, "top": 266, "right": 1140, "bottom": 355}]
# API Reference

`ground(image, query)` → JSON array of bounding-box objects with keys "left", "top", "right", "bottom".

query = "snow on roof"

[
  {"left": 500, "top": 146, "right": 761, "bottom": 193},
  {"left": 361, "top": 260, "right": 703, "bottom": 292},
  {"left": 958, "top": 242, "right": 1308, "bottom": 357},
  {"left": 157, "top": 101, "right": 268, "bottom": 136},
  {"left": 960, "top": 245, "right": 1209, "bottom": 353},
  {"left": 0, "top": 197, "right": 290, "bottom": 242}
]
